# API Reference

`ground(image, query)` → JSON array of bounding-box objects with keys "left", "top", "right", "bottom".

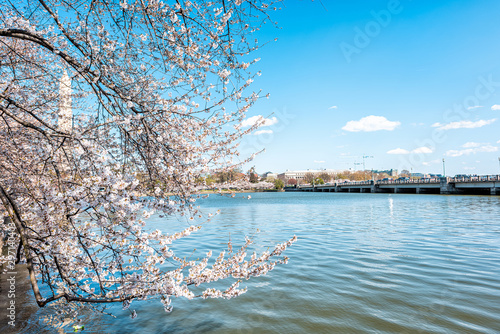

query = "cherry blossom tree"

[{"left": 0, "top": 0, "right": 295, "bottom": 320}]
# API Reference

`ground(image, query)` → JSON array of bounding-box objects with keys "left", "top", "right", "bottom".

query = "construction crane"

[{"left": 362, "top": 155, "right": 374, "bottom": 171}]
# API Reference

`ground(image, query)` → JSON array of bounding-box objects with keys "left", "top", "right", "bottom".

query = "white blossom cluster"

[{"left": 0, "top": 0, "right": 292, "bottom": 319}]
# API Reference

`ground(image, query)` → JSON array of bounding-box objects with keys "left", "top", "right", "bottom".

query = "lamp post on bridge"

[{"left": 442, "top": 158, "right": 446, "bottom": 178}]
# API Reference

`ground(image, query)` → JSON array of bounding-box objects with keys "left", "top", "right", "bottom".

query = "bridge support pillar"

[
  {"left": 416, "top": 188, "right": 421, "bottom": 194},
  {"left": 440, "top": 177, "right": 459, "bottom": 194},
  {"left": 491, "top": 188, "right": 498, "bottom": 195}
]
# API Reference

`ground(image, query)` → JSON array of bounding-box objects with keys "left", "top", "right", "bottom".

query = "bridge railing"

[
  {"left": 376, "top": 179, "right": 440, "bottom": 185},
  {"left": 450, "top": 175, "right": 500, "bottom": 183},
  {"left": 296, "top": 175, "right": 500, "bottom": 188}
]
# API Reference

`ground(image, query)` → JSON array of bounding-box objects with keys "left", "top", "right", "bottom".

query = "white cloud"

[
  {"left": 387, "top": 146, "right": 433, "bottom": 155},
  {"left": 387, "top": 148, "right": 410, "bottom": 155},
  {"left": 342, "top": 115, "right": 401, "bottom": 132},
  {"left": 314, "top": 160, "right": 325, "bottom": 163},
  {"left": 497, "top": 139, "right": 500, "bottom": 144},
  {"left": 464, "top": 167, "right": 477, "bottom": 170},
  {"left": 412, "top": 146, "right": 434, "bottom": 154},
  {"left": 467, "top": 106, "right": 483, "bottom": 110},
  {"left": 240, "top": 115, "right": 278, "bottom": 128},
  {"left": 328, "top": 106, "right": 338, "bottom": 110},
  {"left": 446, "top": 145, "right": 498, "bottom": 157},
  {"left": 491, "top": 105, "right": 500, "bottom": 110},
  {"left": 431, "top": 119, "right": 496, "bottom": 130},
  {"left": 254, "top": 129, "right": 273, "bottom": 135},
  {"left": 462, "top": 142, "right": 483, "bottom": 148}
]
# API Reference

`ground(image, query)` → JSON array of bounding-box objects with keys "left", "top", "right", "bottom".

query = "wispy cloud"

[
  {"left": 462, "top": 142, "right": 483, "bottom": 148},
  {"left": 240, "top": 115, "right": 278, "bottom": 128},
  {"left": 314, "top": 160, "right": 325, "bottom": 163},
  {"left": 342, "top": 115, "right": 401, "bottom": 132},
  {"left": 446, "top": 144, "right": 498, "bottom": 157},
  {"left": 412, "top": 146, "right": 434, "bottom": 154},
  {"left": 328, "top": 106, "right": 338, "bottom": 110},
  {"left": 254, "top": 129, "right": 273, "bottom": 135},
  {"left": 491, "top": 105, "right": 500, "bottom": 110},
  {"left": 431, "top": 119, "right": 496, "bottom": 130},
  {"left": 467, "top": 106, "right": 483, "bottom": 110},
  {"left": 387, "top": 146, "right": 434, "bottom": 155}
]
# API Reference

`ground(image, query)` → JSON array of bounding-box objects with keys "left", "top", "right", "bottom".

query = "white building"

[
  {"left": 262, "top": 172, "right": 278, "bottom": 180},
  {"left": 277, "top": 169, "right": 346, "bottom": 182}
]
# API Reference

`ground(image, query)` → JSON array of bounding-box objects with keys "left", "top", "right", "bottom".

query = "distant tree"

[
  {"left": 287, "top": 178, "right": 297, "bottom": 186},
  {"left": 274, "top": 178, "right": 285, "bottom": 190},
  {"left": 318, "top": 172, "right": 331, "bottom": 182},
  {"left": 314, "top": 177, "right": 325, "bottom": 185},
  {"left": 195, "top": 176, "right": 206, "bottom": 185},
  {"left": 336, "top": 173, "right": 347, "bottom": 180},
  {"left": 205, "top": 175, "right": 216, "bottom": 186},
  {"left": 304, "top": 173, "right": 315, "bottom": 184},
  {"left": 217, "top": 168, "right": 244, "bottom": 183},
  {"left": 248, "top": 166, "right": 259, "bottom": 183}
]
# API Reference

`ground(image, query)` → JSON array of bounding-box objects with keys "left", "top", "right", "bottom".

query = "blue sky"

[{"left": 238, "top": 0, "right": 500, "bottom": 176}]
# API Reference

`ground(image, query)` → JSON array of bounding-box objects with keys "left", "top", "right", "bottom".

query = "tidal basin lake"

[{"left": 18, "top": 192, "right": 500, "bottom": 333}]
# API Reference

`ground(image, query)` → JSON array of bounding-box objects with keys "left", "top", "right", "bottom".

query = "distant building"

[
  {"left": 262, "top": 172, "right": 278, "bottom": 180},
  {"left": 277, "top": 169, "right": 346, "bottom": 181}
]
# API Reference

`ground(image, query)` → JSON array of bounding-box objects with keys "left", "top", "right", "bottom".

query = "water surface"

[{"left": 19, "top": 193, "right": 500, "bottom": 333}]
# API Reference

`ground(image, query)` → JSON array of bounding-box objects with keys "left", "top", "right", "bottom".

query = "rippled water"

[{"left": 20, "top": 193, "right": 500, "bottom": 333}]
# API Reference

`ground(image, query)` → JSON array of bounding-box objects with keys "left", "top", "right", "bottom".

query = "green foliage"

[
  {"left": 73, "top": 325, "right": 85, "bottom": 332},
  {"left": 216, "top": 168, "right": 242, "bottom": 183},
  {"left": 205, "top": 175, "right": 216, "bottom": 186},
  {"left": 314, "top": 178, "right": 324, "bottom": 185},
  {"left": 274, "top": 178, "right": 284, "bottom": 190}
]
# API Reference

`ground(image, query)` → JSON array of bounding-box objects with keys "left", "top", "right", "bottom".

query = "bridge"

[{"left": 291, "top": 176, "right": 500, "bottom": 195}]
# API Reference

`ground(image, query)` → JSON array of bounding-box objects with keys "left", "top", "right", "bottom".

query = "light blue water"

[{"left": 21, "top": 192, "right": 500, "bottom": 333}]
